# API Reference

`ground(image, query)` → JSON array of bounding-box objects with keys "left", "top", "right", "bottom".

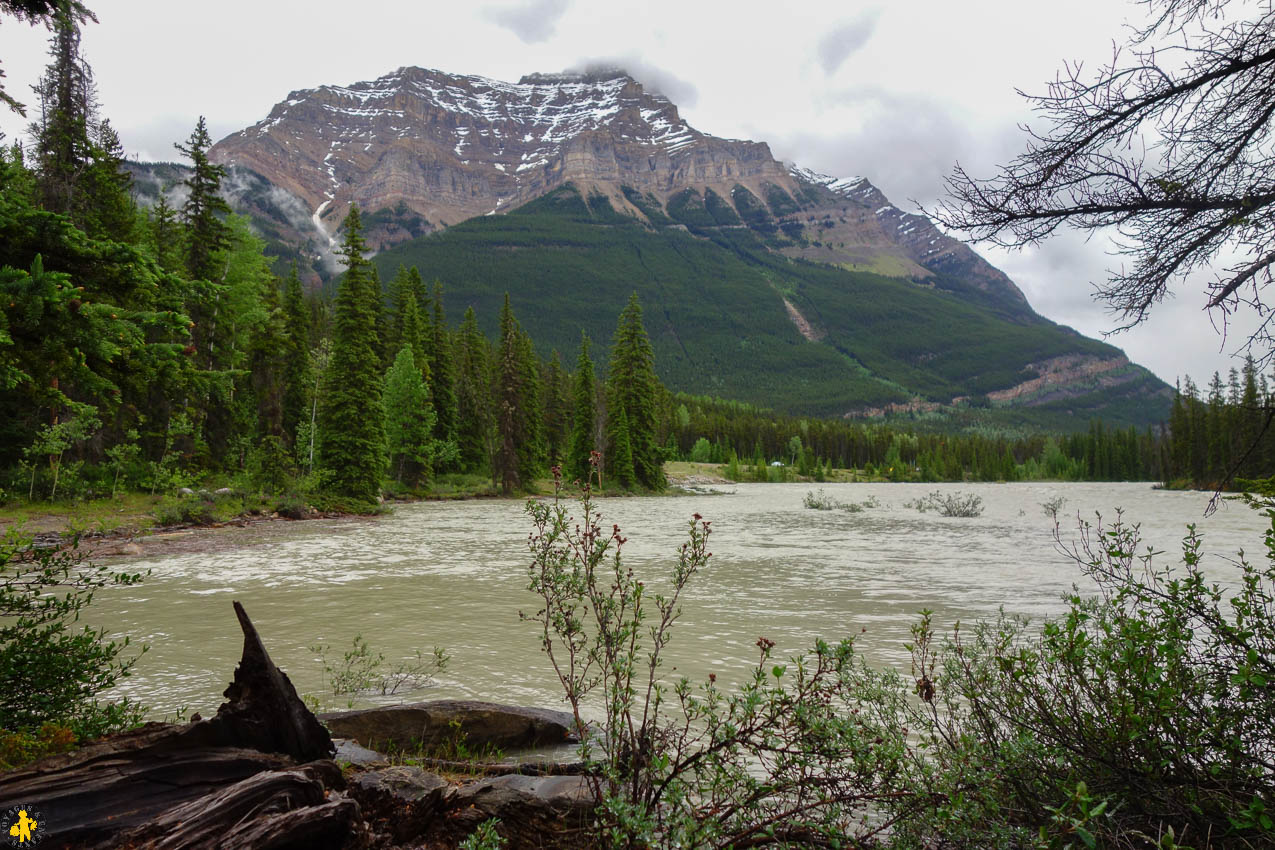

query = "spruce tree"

[
  {"left": 605, "top": 293, "right": 663, "bottom": 489},
  {"left": 383, "top": 346, "right": 435, "bottom": 488},
  {"left": 149, "top": 195, "right": 182, "bottom": 273},
  {"left": 175, "top": 116, "right": 232, "bottom": 282},
  {"left": 455, "top": 307, "right": 492, "bottom": 475},
  {"left": 543, "top": 349, "right": 569, "bottom": 469},
  {"left": 29, "top": 3, "right": 92, "bottom": 219},
  {"left": 399, "top": 293, "right": 429, "bottom": 382},
  {"left": 566, "top": 333, "right": 597, "bottom": 485},
  {"left": 516, "top": 327, "right": 545, "bottom": 486},
  {"left": 494, "top": 295, "right": 522, "bottom": 494},
  {"left": 316, "top": 205, "right": 386, "bottom": 506},
  {"left": 280, "top": 262, "right": 312, "bottom": 448},
  {"left": 608, "top": 401, "right": 636, "bottom": 489},
  {"left": 430, "top": 281, "right": 458, "bottom": 447}
]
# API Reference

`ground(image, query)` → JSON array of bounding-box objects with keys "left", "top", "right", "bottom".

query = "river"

[{"left": 91, "top": 482, "right": 1268, "bottom": 719}]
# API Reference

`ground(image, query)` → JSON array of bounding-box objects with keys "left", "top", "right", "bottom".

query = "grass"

[{"left": 0, "top": 492, "right": 163, "bottom": 537}]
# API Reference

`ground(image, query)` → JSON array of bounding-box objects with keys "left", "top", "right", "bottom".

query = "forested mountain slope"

[{"left": 369, "top": 184, "right": 1170, "bottom": 425}]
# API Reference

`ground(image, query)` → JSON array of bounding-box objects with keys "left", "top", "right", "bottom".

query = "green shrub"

[
  {"left": 904, "top": 489, "right": 984, "bottom": 516},
  {"left": 524, "top": 472, "right": 910, "bottom": 848},
  {"left": 0, "top": 531, "right": 146, "bottom": 741},
  {"left": 886, "top": 507, "right": 1275, "bottom": 848}
]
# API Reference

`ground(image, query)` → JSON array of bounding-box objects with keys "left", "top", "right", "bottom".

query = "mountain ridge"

[{"left": 123, "top": 64, "right": 1173, "bottom": 426}]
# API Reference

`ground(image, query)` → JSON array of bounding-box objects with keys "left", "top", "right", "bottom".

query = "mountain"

[{"left": 131, "top": 66, "right": 1172, "bottom": 427}]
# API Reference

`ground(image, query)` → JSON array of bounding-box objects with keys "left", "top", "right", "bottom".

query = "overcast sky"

[{"left": 0, "top": 0, "right": 1260, "bottom": 387}]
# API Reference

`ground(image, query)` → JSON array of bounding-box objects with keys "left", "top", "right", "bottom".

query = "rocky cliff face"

[
  {"left": 208, "top": 65, "right": 1027, "bottom": 313},
  {"left": 210, "top": 67, "right": 794, "bottom": 249}
]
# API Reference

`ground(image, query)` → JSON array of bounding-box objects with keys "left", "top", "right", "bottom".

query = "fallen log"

[
  {"left": 114, "top": 761, "right": 357, "bottom": 850},
  {"left": 0, "top": 602, "right": 347, "bottom": 848}
]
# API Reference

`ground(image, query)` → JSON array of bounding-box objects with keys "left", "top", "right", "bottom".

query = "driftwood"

[
  {"left": 115, "top": 761, "right": 358, "bottom": 850},
  {"left": 0, "top": 602, "right": 350, "bottom": 849}
]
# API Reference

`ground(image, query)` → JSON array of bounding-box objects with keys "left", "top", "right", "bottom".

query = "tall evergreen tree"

[
  {"left": 566, "top": 333, "right": 596, "bottom": 485},
  {"left": 315, "top": 205, "right": 386, "bottom": 506},
  {"left": 455, "top": 307, "right": 492, "bottom": 475},
  {"left": 175, "top": 116, "right": 231, "bottom": 282},
  {"left": 430, "top": 281, "right": 458, "bottom": 448},
  {"left": 383, "top": 346, "right": 435, "bottom": 488},
  {"left": 399, "top": 292, "right": 429, "bottom": 383},
  {"left": 607, "top": 401, "right": 636, "bottom": 489},
  {"left": 149, "top": 194, "right": 182, "bottom": 273},
  {"left": 605, "top": 293, "right": 663, "bottom": 489},
  {"left": 491, "top": 294, "right": 542, "bottom": 494},
  {"left": 516, "top": 327, "right": 545, "bottom": 486},
  {"left": 543, "top": 349, "right": 569, "bottom": 469},
  {"left": 280, "top": 262, "right": 312, "bottom": 448},
  {"left": 29, "top": 2, "right": 92, "bottom": 218}
]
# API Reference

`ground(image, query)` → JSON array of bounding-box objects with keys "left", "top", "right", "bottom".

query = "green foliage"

[
  {"left": 566, "top": 333, "right": 597, "bottom": 485},
  {"left": 885, "top": 508, "right": 1275, "bottom": 848},
  {"left": 310, "top": 633, "right": 447, "bottom": 704},
  {"left": 458, "top": 818, "right": 506, "bottom": 850},
  {"left": 903, "top": 489, "right": 985, "bottom": 516},
  {"left": 0, "top": 530, "right": 146, "bottom": 739},
  {"left": 280, "top": 262, "right": 313, "bottom": 448},
  {"left": 492, "top": 295, "right": 542, "bottom": 493},
  {"left": 383, "top": 346, "right": 436, "bottom": 488},
  {"left": 455, "top": 307, "right": 493, "bottom": 476},
  {"left": 316, "top": 206, "right": 387, "bottom": 508},
  {"left": 525, "top": 477, "right": 912, "bottom": 848},
  {"left": 605, "top": 293, "right": 663, "bottom": 490},
  {"left": 368, "top": 189, "right": 1162, "bottom": 423}
]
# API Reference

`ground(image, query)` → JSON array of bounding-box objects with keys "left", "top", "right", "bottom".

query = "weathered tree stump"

[{"left": 0, "top": 603, "right": 349, "bottom": 849}]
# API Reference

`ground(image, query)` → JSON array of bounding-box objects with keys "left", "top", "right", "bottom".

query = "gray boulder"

[{"left": 320, "top": 700, "right": 577, "bottom": 755}]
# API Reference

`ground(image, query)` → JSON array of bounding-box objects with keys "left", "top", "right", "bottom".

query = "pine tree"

[
  {"left": 247, "top": 272, "right": 287, "bottom": 439},
  {"left": 399, "top": 292, "right": 429, "bottom": 382},
  {"left": 149, "top": 195, "right": 182, "bottom": 273},
  {"left": 608, "top": 401, "right": 636, "bottom": 489},
  {"left": 455, "top": 307, "right": 492, "bottom": 475},
  {"left": 280, "top": 262, "right": 312, "bottom": 449},
  {"left": 494, "top": 295, "right": 522, "bottom": 494},
  {"left": 175, "top": 116, "right": 231, "bottom": 282},
  {"left": 543, "top": 349, "right": 569, "bottom": 469},
  {"left": 430, "top": 281, "right": 458, "bottom": 448},
  {"left": 604, "top": 293, "right": 663, "bottom": 489},
  {"left": 566, "top": 333, "right": 597, "bottom": 485},
  {"left": 316, "top": 205, "right": 386, "bottom": 506},
  {"left": 29, "top": 4, "right": 92, "bottom": 219},
  {"left": 383, "top": 346, "right": 435, "bottom": 488},
  {"left": 516, "top": 327, "right": 545, "bottom": 486}
]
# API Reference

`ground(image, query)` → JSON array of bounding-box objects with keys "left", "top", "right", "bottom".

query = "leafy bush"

[
  {"left": 0, "top": 531, "right": 146, "bottom": 740},
  {"left": 803, "top": 488, "right": 839, "bottom": 510},
  {"left": 803, "top": 489, "right": 880, "bottom": 512},
  {"left": 310, "top": 634, "right": 448, "bottom": 704},
  {"left": 154, "top": 493, "right": 219, "bottom": 526},
  {"left": 524, "top": 471, "right": 912, "bottom": 848},
  {"left": 1041, "top": 494, "right": 1066, "bottom": 520},
  {"left": 904, "top": 489, "right": 984, "bottom": 517},
  {"left": 884, "top": 508, "right": 1275, "bottom": 848}
]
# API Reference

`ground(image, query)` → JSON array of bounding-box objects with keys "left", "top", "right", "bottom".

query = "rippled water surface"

[{"left": 92, "top": 482, "right": 1268, "bottom": 717}]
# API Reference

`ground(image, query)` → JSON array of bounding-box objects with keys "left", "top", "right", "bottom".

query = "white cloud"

[
  {"left": 482, "top": 0, "right": 571, "bottom": 44},
  {"left": 816, "top": 11, "right": 881, "bottom": 75}
]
